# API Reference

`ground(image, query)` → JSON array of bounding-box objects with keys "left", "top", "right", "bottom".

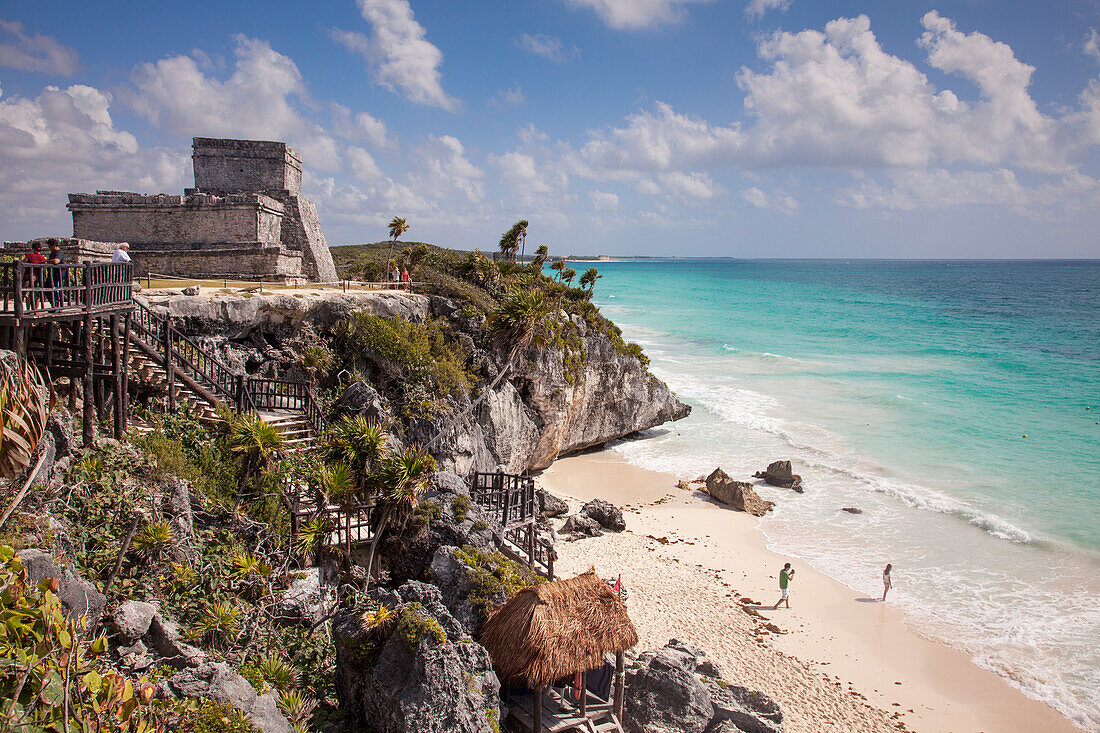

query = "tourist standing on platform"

[
  {"left": 112, "top": 243, "right": 131, "bottom": 263},
  {"left": 401, "top": 266, "right": 409, "bottom": 289},
  {"left": 25, "top": 242, "right": 46, "bottom": 264}
]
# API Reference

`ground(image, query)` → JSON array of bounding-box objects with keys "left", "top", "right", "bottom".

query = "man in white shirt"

[{"left": 112, "top": 243, "right": 131, "bottom": 263}]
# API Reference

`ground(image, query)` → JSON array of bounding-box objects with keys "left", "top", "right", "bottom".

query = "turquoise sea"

[{"left": 585, "top": 259, "right": 1100, "bottom": 731}]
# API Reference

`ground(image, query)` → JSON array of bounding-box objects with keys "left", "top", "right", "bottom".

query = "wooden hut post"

[
  {"left": 579, "top": 670, "right": 587, "bottom": 716},
  {"left": 532, "top": 686, "right": 544, "bottom": 733},
  {"left": 614, "top": 651, "right": 625, "bottom": 721}
]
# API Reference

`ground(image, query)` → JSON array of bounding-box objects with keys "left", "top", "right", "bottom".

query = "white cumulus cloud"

[
  {"left": 126, "top": 35, "right": 342, "bottom": 170},
  {"left": 0, "top": 20, "right": 79, "bottom": 75},
  {"left": 332, "top": 0, "right": 459, "bottom": 112},
  {"left": 0, "top": 84, "right": 187, "bottom": 239},
  {"left": 331, "top": 103, "right": 393, "bottom": 149},
  {"left": 517, "top": 33, "right": 579, "bottom": 62},
  {"left": 741, "top": 186, "right": 798, "bottom": 213},
  {"left": 745, "top": 0, "right": 792, "bottom": 21},
  {"left": 563, "top": 0, "right": 714, "bottom": 31}
]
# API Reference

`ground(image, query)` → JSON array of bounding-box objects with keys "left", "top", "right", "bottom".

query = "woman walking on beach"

[{"left": 882, "top": 563, "right": 893, "bottom": 602}]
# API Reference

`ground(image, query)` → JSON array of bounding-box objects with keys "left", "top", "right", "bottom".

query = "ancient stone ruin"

[{"left": 64, "top": 137, "right": 337, "bottom": 283}]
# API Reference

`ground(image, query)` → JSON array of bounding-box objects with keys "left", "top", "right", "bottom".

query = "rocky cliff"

[{"left": 145, "top": 291, "right": 689, "bottom": 474}]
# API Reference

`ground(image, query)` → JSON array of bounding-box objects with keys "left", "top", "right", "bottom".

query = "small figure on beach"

[
  {"left": 773, "top": 562, "right": 794, "bottom": 609},
  {"left": 882, "top": 563, "right": 893, "bottom": 602}
]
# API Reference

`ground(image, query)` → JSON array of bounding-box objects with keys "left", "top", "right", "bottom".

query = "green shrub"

[
  {"left": 177, "top": 700, "right": 257, "bottom": 732},
  {"left": 397, "top": 602, "right": 447, "bottom": 650},
  {"left": 450, "top": 545, "right": 539, "bottom": 615},
  {"left": 452, "top": 494, "right": 471, "bottom": 523}
]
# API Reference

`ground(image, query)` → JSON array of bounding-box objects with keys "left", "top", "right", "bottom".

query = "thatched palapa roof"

[{"left": 478, "top": 570, "right": 638, "bottom": 689}]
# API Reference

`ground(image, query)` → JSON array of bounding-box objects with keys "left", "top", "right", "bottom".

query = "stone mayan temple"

[{"left": 65, "top": 137, "right": 338, "bottom": 282}]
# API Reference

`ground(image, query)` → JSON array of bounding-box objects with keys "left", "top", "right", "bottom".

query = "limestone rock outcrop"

[
  {"left": 562, "top": 513, "right": 603, "bottom": 537},
  {"left": 754, "top": 461, "right": 803, "bottom": 492},
  {"left": 581, "top": 498, "right": 626, "bottom": 532},
  {"left": 17, "top": 549, "right": 106, "bottom": 626},
  {"left": 333, "top": 581, "right": 501, "bottom": 733},
  {"left": 538, "top": 489, "right": 569, "bottom": 517},
  {"left": 625, "top": 640, "right": 783, "bottom": 733},
  {"left": 161, "top": 662, "right": 292, "bottom": 733},
  {"left": 704, "top": 469, "right": 774, "bottom": 517}
]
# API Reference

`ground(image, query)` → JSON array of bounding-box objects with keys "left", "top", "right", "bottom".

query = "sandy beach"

[{"left": 539, "top": 450, "right": 1082, "bottom": 733}]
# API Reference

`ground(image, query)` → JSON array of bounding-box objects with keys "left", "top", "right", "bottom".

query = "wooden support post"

[
  {"left": 121, "top": 312, "right": 131, "bottom": 433},
  {"left": 236, "top": 373, "right": 246, "bottom": 413},
  {"left": 532, "top": 686, "right": 544, "bottom": 733},
  {"left": 163, "top": 317, "right": 175, "bottom": 413},
  {"left": 96, "top": 320, "right": 107, "bottom": 424},
  {"left": 579, "top": 671, "right": 587, "bottom": 717},
  {"left": 82, "top": 314, "right": 94, "bottom": 447},
  {"left": 111, "top": 314, "right": 123, "bottom": 440},
  {"left": 614, "top": 652, "right": 625, "bottom": 721},
  {"left": 45, "top": 322, "right": 55, "bottom": 372},
  {"left": 13, "top": 326, "right": 24, "bottom": 357}
]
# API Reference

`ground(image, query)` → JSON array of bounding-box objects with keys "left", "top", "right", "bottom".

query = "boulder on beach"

[
  {"left": 754, "top": 460, "right": 803, "bottom": 492},
  {"left": 704, "top": 469, "right": 774, "bottom": 517},
  {"left": 580, "top": 498, "right": 626, "bottom": 532}
]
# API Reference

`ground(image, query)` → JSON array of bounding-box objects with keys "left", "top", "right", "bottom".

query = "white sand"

[{"left": 539, "top": 450, "right": 1080, "bottom": 733}]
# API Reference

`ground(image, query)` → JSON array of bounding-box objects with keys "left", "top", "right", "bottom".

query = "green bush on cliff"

[
  {"left": 333, "top": 312, "right": 473, "bottom": 417},
  {"left": 398, "top": 602, "right": 447, "bottom": 650},
  {"left": 451, "top": 545, "right": 540, "bottom": 616}
]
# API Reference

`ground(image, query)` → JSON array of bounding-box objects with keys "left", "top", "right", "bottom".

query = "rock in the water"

[
  {"left": 581, "top": 498, "right": 626, "bottom": 532},
  {"left": 704, "top": 469, "right": 774, "bottom": 517},
  {"left": 562, "top": 513, "right": 602, "bottom": 537},
  {"left": 537, "top": 488, "right": 569, "bottom": 517},
  {"left": 840, "top": 507, "right": 863, "bottom": 514},
  {"left": 110, "top": 601, "right": 158, "bottom": 643},
  {"left": 333, "top": 582, "right": 500, "bottom": 733},
  {"left": 624, "top": 644, "right": 715, "bottom": 733},
  {"left": 18, "top": 549, "right": 106, "bottom": 625},
  {"left": 163, "top": 662, "right": 292, "bottom": 733},
  {"left": 754, "top": 460, "right": 803, "bottom": 492}
]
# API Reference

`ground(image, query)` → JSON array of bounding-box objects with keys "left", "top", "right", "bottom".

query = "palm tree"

[
  {"left": 531, "top": 244, "right": 549, "bottom": 272},
  {"left": 426, "top": 287, "right": 555, "bottom": 450},
  {"left": 327, "top": 415, "right": 386, "bottom": 492},
  {"left": 313, "top": 462, "right": 356, "bottom": 557},
  {"left": 228, "top": 412, "right": 283, "bottom": 507},
  {"left": 386, "top": 216, "right": 409, "bottom": 282},
  {"left": 498, "top": 220, "right": 528, "bottom": 263},
  {"left": 517, "top": 220, "right": 529, "bottom": 261},
  {"left": 363, "top": 445, "right": 436, "bottom": 589},
  {"left": 579, "top": 267, "right": 602, "bottom": 296},
  {"left": 561, "top": 267, "right": 577, "bottom": 287},
  {"left": 549, "top": 260, "right": 565, "bottom": 281}
]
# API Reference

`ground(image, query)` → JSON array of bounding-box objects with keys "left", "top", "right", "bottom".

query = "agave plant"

[
  {"left": 326, "top": 415, "right": 386, "bottom": 491},
  {"left": 258, "top": 652, "right": 299, "bottom": 693},
  {"left": 362, "top": 445, "right": 436, "bottom": 590},
  {"left": 293, "top": 515, "right": 333, "bottom": 559},
  {"left": 0, "top": 356, "right": 53, "bottom": 480},
  {"left": 228, "top": 412, "right": 283, "bottom": 504},
  {"left": 230, "top": 550, "right": 273, "bottom": 581},
  {"left": 360, "top": 603, "right": 396, "bottom": 633},
  {"left": 300, "top": 345, "right": 332, "bottom": 383},
  {"left": 189, "top": 600, "right": 242, "bottom": 648},
  {"left": 277, "top": 689, "right": 318, "bottom": 731},
  {"left": 131, "top": 521, "right": 173, "bottom": 560}
]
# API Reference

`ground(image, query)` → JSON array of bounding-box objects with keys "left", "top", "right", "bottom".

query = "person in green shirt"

[{"left": 772, "top": 562, "right": 795, "bottom": 609}]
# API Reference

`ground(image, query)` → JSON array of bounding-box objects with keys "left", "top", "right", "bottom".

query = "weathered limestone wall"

[
  {"left": 3, "top": 237, "right": 119, "bottom": 264},
  {"left": 279, "top": 196, "right": 338, "bottom": 282},
  {"left": 68, "top": 192, "right": 284, "bottom": 247},
  {"left": 129, "top": 245, "right": 302, "bottom": 280},
  {"left": 192, "top": 138, "right": 302, "bottom": 195}
]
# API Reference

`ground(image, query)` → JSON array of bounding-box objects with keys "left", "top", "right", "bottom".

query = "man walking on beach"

[{"left": 773, "top": 563, "right": 795, "bottom": 609}]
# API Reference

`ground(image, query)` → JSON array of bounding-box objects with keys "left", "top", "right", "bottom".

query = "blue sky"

[{"left": 2, "top": 0, "right": 1100, "bottom": 257}]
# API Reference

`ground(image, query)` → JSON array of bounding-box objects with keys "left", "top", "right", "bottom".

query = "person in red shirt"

[
  {"left": 25, "top": 242, "right": 47, "bottom": 264},
  {"left": 400, "top": 267, "right": 410, "bottom": 289},
  {"left": 24, "top": 242, "right": 48, "bottom": 309}
]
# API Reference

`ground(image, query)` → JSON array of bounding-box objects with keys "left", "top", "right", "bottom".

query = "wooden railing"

[
  {"left": 129, "top": 298, "right": 327, "bottom": 435},
  {"left": 1, "top": 262, "right": 132, "bottom": 317},
  {"left": 470, "top": 471, "right": 536, "bottom": 528},
  {"left": 502, "top": 522, "right": 556, "bottom": 580}
]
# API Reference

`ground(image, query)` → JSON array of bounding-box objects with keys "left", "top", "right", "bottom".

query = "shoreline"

[{"left": 538, "top": 449, "right": 1082, "bottom": 733}]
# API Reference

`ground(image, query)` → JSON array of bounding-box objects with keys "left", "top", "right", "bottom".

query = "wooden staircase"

[{"left": 126, "top": 298, "right": 325, "bottom": 453}]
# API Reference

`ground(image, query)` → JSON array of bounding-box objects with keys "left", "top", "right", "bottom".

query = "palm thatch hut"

[{"left": 479, "top": 570, "right": 638, "bottom": 732}]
